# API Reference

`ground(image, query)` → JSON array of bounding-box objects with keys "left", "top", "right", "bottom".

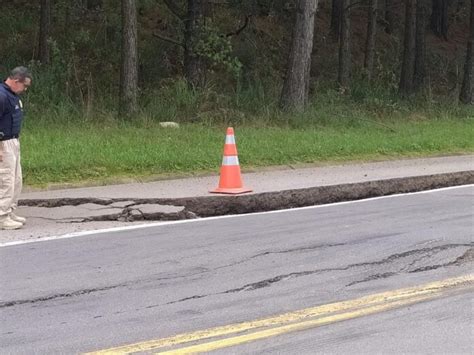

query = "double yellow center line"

[{"left": 87, "top": 274, "right": 473, "bottom": 354}]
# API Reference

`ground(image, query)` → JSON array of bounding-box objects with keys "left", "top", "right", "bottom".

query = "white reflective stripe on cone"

[
  {"left": 222, "top": 156, "right": 239, "bottom": 165},
  {"left": 225, "top": 135, "right": 236, "bottom": 144}
]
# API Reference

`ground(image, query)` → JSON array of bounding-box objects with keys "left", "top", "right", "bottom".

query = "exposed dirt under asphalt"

[
  {"left": 18, "top": 171, "right": 473, "bottom": 222},
  {"left": 1, "top": 156, "right": 472, "bottom": 244}
]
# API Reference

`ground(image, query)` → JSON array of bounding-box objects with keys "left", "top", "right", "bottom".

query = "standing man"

[{"left": 0, "top": 67, "right": 32, "bottom": 230}]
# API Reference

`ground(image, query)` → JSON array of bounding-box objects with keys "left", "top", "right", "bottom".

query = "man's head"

[{"left": 5, "top": 66, "right": 32, "bottom": 95}]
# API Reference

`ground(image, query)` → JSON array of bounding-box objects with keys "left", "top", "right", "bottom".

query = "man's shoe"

[
  {"left": 0, "top": 216, "right": 23, "bottom": 230},
  {"left": 10, "top": 213, "right": 26, "bottom": 224}
]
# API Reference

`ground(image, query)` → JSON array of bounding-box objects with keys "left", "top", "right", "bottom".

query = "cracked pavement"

[
  {"left": 1, "top": 184, "right": 473, "bottom": 353},
  {"left": 2, "top": 240, "right": 472, "bottom": 310},
  {"left": 166, "top": 243, "right": 474, "bottom": 304},
  {"left": 1, "top": 155, "right": 472, "bottom": 244}
]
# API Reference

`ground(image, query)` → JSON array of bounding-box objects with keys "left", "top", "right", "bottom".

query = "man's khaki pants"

[{"left": 0, "top": 139, "right": 22, "bottom": 219}]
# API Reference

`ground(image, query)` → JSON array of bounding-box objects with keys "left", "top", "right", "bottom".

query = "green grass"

[
  {"left": 21, "top": 117, "right": 473, "bottom": 187},
  {"left": 17, "top": 77, "right": 474, "bottom": 187}
]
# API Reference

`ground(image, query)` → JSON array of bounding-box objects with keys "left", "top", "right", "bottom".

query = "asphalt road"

[{"left": 1, "top": 186, "right": 473, "bottom": 354}]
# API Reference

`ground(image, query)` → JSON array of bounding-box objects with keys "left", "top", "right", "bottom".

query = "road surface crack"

[
  {"left": 212, "top": 233, "right": 402, "bottom": 272},
  {"left": 212, "top": 242, "right": 347, "bottom": 271},
  {"left": 167, "top": 243, "right": 473, "bottom": 304},
  {"left": 347, "top": 245, "right": 473, "bottom": 286},
  {"left": 409, "top": 247, "right": 474, "bottom": 273},
  {"left": 2, "top": 268, "right": 216, "bottom": 309},
  {"left": 0, "top": 285, "right": 122, "bottom": 309}
]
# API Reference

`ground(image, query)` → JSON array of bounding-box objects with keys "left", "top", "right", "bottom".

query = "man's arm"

[
  {"left": 0, "top": 94, "right": 5, "bottom": 161},
  {"left": 0, "top": 93, "right": 7, "bottom": 120}
]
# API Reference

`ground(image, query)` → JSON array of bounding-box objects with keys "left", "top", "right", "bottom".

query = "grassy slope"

[{"left": 22, "top": 117, "right": 473, "bottom": 187}]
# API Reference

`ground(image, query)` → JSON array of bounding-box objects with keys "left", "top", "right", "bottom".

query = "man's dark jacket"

[{"left": 0, "top": 82, "right": 23, "bottom": 139}]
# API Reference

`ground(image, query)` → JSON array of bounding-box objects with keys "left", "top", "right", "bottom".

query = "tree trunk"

[
  {"left": 119, "top": 0, "right": 138, "bottom": 117},
  {"left": 460, "top": 0, "right": 473, "bottom": 104},
  {"left": 414, "top": 0, "right": 427, "bottom": 91},
  {"left": 384, "top": 0, "right": 395, "bottom": 34},
  {"left": 330, "top": 0, "right": 342, "bottom": 39},
  {"left": 338, "top": 0, "right": 351, "bottom": 89},
  {"left": 399, "top": 0, "right": 416, "bottom": 96},
  {"left": 364, "top": 0, "right": 378, "bottom": 81},
  {"left": 37, "top": 0, "right": 51, "bottom": 65},
  {"left": 279, "top": 0, "right": 318, "bottom": 111},
  {"left": 430, "top": 0, "right": 449, "bottom": 39},
  {"left": 184, "top": 0, "right": 205, "bottom": 88}
]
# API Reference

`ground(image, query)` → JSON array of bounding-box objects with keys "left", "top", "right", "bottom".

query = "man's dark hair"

[{"left": 9, "top": 66, "right": 32, "bottom": 82}]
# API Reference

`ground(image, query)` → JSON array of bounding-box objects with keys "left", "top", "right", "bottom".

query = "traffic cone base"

[{"left": 211, "top": 187, "right": 253, "bottom": 194}]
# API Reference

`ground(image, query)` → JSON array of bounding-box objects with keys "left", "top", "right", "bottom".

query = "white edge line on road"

[{"left": 1, "top": 184, "right": 472, "bottom": 248}]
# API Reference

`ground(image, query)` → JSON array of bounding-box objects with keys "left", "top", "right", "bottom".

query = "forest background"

[{"left": 0, "top": 0, "right": 473, "bottom": 187}]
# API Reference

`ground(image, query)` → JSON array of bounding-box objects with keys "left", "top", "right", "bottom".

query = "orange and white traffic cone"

[{"left": 210, "top": 127, "right": 252, "bottom": 194}]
